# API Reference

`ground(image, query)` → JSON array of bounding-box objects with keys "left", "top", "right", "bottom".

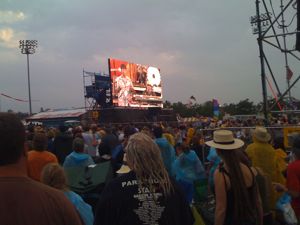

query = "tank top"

[{"left": 219, "top": 164, "right": 258, "bottom": 225}]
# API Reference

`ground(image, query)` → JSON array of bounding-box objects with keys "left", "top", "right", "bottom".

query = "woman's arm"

[
  {"left": 214, "top": 170, "right": 227, "bottom": 225},
  {"left": 274, "top": 182, "right": 300, "bottom": 198}
]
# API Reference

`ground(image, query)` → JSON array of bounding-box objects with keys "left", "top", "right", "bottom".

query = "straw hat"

[
  {"left": 205, "top": 130, "right": 244, "bottom": 150},
  {"left": 252, "top": 126, "right": 271, "bottom": 143}
]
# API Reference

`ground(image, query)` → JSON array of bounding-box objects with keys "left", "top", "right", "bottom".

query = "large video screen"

[{"left": 109, "top": 58, "right": 163, "bottom": 108}]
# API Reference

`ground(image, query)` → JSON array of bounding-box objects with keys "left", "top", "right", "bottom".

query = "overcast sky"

[{"left": 0, "top": 0, "right": 299, "bottom": 113}]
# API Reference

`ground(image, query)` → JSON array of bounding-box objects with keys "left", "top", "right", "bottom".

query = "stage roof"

[{"left": 28, "top": 108, "right": 87, "bottom": 120}]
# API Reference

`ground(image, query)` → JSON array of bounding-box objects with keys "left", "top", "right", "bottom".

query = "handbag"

[{"left": 276, "top": 193, "right": 298, "bottom": 225}]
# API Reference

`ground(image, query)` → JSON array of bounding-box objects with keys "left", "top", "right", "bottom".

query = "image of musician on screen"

[
  {"left": 115, "top": 64, "right": 134, "bottom": 107},
  {"left": 136, "top": 65, "right": 147, "bottom": 86}
]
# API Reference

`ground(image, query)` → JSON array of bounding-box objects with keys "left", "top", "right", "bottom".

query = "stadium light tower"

[{"left": 19, "top": 40, "right": 38, "bottom": 115}]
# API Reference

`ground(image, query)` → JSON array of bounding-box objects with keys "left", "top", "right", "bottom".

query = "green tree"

[
  {"left": 163, "top": 100, "right": 172, "bottom": 109},
  {"left": 235, "top": 99, "right": 256, "bottom": 115},
  {"left": 197, "top": 101, "right": 213, "bottom": 117}
]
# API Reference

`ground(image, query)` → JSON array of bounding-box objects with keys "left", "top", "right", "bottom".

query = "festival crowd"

[{"left": 1, "top": 112, "right": 300, "bottom": 225}]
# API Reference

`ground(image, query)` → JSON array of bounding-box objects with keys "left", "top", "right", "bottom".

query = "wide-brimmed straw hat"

[
  {"left": 205, "top": 130, "right": 244, "bottom": 150},
  {"left": 252, "top": 126, "right": 271, "bottom": 143}
]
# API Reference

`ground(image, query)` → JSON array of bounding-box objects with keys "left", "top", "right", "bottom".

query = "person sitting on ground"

[
  {"left": 0, "top": 112, "right": 83, "bottom": 225},
  {"left": 27, "top": 132, "right": 58, "bottom": 181},
  {"left": 63, "top": 138, "right": 94, "bottom": 168},
  {"left": 94, "top": 132, "right": 194, "bottom": 225},
  {"left": 41, "top": 163, "right": 94, "bottom": 225},
  {"left": 206, "top": 130, "right": 263, "bottom": 225}
]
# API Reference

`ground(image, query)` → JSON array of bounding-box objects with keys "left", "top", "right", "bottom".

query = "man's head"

[
  {"left": 120, "top": 64, "right": 127, "bottom": 76},
  {"left": 120, "top": 64, "right": 128, "bottom": 77},
  {"left": 153, "top": 126, "right": 163, "bottom": 138},
  {"left": 72, "top": 138, "right": 84, "bottom": 153},
  {"left": 0, "top": 113, "right": 25, "bottom": 166},
  {"left": 41, "top": 163, "right": 68, "bottom": 191},
  {"left": 90, "top": 124, "right": 98, "bottom": 133},
  {"left": 58, "top": 125, "right": 68, "bottom": 133},
  {"left": 33, "top": 132, "right": 48, "bottom": 151}
]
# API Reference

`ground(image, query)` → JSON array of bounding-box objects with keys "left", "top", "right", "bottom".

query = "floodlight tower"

[{"left": 19, "top": 40, "right": 38, "bottom": 115}]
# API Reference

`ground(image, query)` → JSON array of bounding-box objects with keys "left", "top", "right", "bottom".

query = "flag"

[
  {"left": 286, "top": 66, "right": 293, "bottom": 81},
  {"left": 213, "top": 99, "right": 220, "bottom": 118}
]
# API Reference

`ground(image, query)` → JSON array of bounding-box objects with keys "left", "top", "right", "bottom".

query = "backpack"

[
  {"left": 255, "top": 167, "right": 272, "bottom": 214},
  {"left": 64, "top": 161, "right": 113, "bottom": 194}
]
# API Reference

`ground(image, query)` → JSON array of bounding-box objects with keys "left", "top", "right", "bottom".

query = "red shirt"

[{"left": 287, "top": 160, "right": 300, "bottom": 216}]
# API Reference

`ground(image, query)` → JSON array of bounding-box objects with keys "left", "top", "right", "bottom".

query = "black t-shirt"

[{"left": 94, "top": 171, "right": 194, "bottom": 225}]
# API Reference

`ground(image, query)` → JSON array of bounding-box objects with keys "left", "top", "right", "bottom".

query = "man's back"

[
  {"left": 0, "top": 176, "right": 83, "bottom": 225},
  {"left": 246, "top": 142, "right": 277, "bottom": 180},
  {"left": 27, "top": 150, "right": 58, "bottom": 181}
]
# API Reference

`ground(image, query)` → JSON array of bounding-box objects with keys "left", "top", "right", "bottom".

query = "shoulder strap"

[
  {"left": 246, "top": 165, "right": 256, "bottom": 186},
  {"left": 219, "top": 163, "right": 229, "bottom": 190}
]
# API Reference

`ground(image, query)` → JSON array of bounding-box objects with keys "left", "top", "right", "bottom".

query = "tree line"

[{"left": 163, "top": 98, "right": 300, "bottom": 118}]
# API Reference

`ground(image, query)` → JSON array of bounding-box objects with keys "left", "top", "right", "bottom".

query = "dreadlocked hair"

[
  {"left": 217, "top": 149, "right": 257, "bottom": 224},
  {"left": 126, "top": 132, "right": 173, "bottom": 196}
]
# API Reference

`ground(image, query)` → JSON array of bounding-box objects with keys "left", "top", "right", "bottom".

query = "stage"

[{"left": 97, "top": 107, "right": 176, "bottom": 124}]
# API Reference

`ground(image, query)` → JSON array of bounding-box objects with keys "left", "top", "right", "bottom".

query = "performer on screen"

[{"left": 115, "top": 64, "right": 134, "bottom": 107}]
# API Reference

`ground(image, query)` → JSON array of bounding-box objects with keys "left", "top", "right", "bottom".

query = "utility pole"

[{"left": 255, "top": 0, "right": 269, "bottom": 124}]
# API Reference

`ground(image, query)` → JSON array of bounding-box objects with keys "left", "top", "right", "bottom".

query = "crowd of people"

[{"left": 2, "top": 112, "right": 300, "bottom": 225}]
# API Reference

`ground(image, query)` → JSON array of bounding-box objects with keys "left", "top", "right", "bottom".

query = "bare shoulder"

[{"left": 214, "top": 166, "right": 231, "bottom": 189}]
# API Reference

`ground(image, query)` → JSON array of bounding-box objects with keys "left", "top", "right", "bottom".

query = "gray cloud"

[{"left": 0, "top": 0, "right": 299, "bottom": 113}]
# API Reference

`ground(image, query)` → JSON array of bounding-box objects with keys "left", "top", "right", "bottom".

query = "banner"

[{"left": 213, "top": 99, "right": 220, "bottom": 118}]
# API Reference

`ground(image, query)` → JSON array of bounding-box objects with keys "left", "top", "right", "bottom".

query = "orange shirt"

[{"left": 27, "top": 150, "right": 58, "bottom": 181}]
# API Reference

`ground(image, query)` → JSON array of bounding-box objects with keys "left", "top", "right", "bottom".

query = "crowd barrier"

[{"left": 195, "top": 126, "right": 300, "bottom": 165}]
